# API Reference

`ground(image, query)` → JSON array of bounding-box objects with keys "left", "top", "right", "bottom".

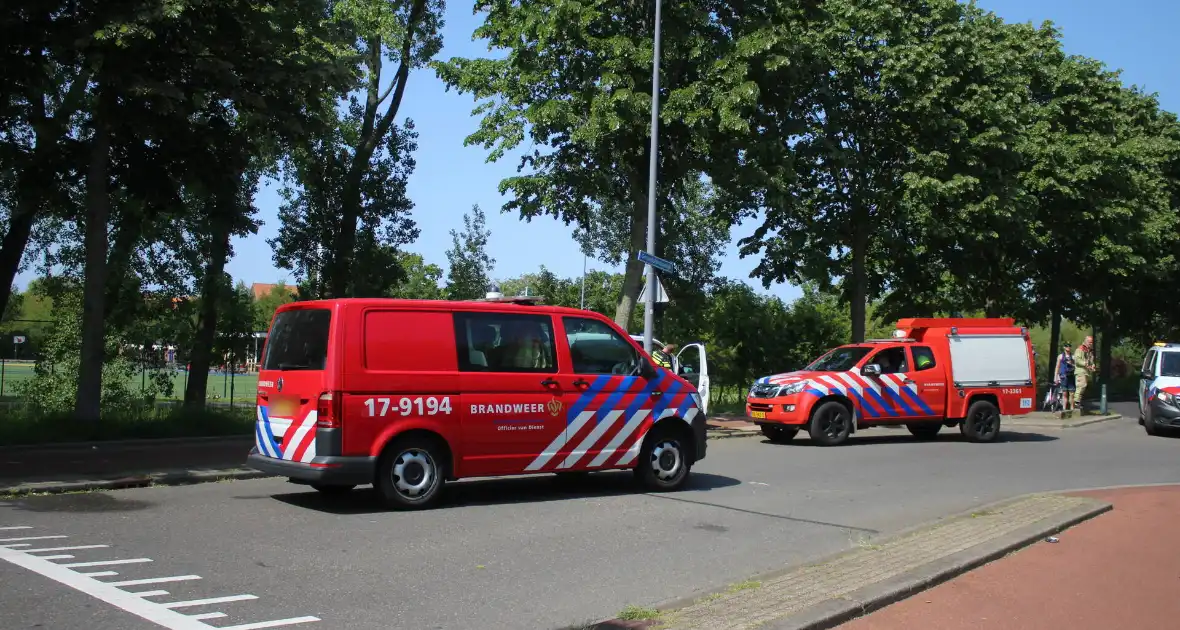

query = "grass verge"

[{"left": 0, "top": 405, "right": 253, "bottom": 446}]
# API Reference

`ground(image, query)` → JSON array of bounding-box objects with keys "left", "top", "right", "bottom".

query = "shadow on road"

[
  {"left": 756, "top": 430, "right": 1059, "bottom": 448},
  {"left": 259, "top": 471, "right": 742, "bottom": 515},
  {"left": 1, "top": 492, "right": 156, "bottom": 514}
]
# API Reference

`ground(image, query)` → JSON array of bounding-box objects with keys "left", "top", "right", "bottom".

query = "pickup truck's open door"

[{"left": 675, "top": 343, "right": 710, "bottom": 416}]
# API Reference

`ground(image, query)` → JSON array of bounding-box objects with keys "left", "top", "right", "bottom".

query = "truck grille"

[
  {"left": 748, "top": 403, "right": 774, "bottom": 412},
  {"left": 750, "top": 383, "right": 780, "bottom": 398}
]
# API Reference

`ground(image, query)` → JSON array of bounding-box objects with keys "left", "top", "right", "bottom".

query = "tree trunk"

[
  {"left": 1097, "top": 302, "right": 1113, "bottom": 386},
  {"left": 984, "top": 298, "right": 1003, "bottom": 319},
  {"left": 74, "top": 98, "right": 112, "bottom": 422},
  {"left": 0, "top": 203, "right": 38, "bottom": 321},
  {"left": 184, "top": 211, "right": 233, "bottom": 410},
  {"left": 103, "top": 212, "right": 146, "bottom": 322},
  {"left": 614, "top": 196, "right": 648, "bottom": 332},
  {"left": 1048, "top": 306, "right": 1062, "bottom": 383},
  {"left": 849, "top": 219, "right": 868, "bottom": 343}
]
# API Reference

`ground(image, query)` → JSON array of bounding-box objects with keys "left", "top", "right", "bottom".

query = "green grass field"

[{"left": 0, "top": 361, "right": 259, "bottom": 402}]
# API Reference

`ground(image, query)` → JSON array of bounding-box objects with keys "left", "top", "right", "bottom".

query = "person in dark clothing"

[{"left": 1055, "top": 341, "right": 1076, "bottom": 413}]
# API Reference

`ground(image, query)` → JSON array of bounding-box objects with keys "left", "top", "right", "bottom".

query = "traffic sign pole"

[{"left": 642, "top": 0, "right": 663, "bottom": 355}]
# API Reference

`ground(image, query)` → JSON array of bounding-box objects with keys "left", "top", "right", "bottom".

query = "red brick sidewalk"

[{"left": 839, "top": 485, "right": 1180, "bottom": 630}]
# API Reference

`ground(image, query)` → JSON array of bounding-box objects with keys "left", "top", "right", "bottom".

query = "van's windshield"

[
  {"left": 263, "top": 308, "right": 331, "bottom": 371},
  {"left": 1161, "top": 352, "right": 1180, "bottom": 377}
]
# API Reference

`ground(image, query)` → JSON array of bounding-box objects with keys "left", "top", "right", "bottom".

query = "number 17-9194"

[{"left": 363, "top": 396, "right": 453, "bottom": 418}]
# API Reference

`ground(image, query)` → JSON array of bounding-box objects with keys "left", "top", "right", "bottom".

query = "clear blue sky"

[{"left": 22, "top": 0, "right": 1180, "bottom": 299}]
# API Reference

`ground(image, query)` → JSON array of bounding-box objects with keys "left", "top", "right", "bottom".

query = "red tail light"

[{"left": 317, "top": 391, "right": 341, "bottom": 429}]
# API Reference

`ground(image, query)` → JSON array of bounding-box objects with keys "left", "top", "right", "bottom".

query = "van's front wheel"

[
  {"left": 634, "top": 426, "right": 691, "bottom": 492},
  {"left": 375, "top": 437, "right": 445, "bottom": 510}
]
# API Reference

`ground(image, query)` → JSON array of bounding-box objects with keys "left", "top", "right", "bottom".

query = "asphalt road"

[{"left": 2, "top": 407, "right": 1176, "bottom": 630}]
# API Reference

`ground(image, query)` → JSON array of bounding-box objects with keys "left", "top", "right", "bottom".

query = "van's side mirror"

[
  {"left": 862, "top": 364, "right": 882, "bottom": 377},
  {"left": 638, "top": 357, "right": 657, "bottom": 379}
]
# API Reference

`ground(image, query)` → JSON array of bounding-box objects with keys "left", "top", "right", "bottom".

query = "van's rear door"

[{"left": 256, "top": 306, "right": 334, "bottom": 463}]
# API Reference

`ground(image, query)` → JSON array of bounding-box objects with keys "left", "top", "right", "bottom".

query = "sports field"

[{"left": 0, "top": 361, "right": 259, "bottom": 402}]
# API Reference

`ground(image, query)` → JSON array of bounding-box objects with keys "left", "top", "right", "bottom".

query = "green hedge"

[{"left": 0, "top": 404, "right": 254, "bottom": 446}]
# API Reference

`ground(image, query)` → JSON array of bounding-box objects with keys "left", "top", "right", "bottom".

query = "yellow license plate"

[{"left": 750, "top": 411, "right": 767, "bottom": 419}]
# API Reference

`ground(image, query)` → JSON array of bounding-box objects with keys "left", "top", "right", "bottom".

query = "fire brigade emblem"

[{"left": 546, "top": 397, "right": 563, "bottom": 417}]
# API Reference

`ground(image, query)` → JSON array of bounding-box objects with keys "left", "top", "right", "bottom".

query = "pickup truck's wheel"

[
  {"left": 808, "top": 401, "right": 852, "bottom": 446},
  {"left": 961, "top": 400, "right": 1002, "bottom": 443},
  {"left": 761, "top": 425, "right": 799, "bottom": 444},
  {"left": 906, "top": 423, "right": 941, "bottom": 439}
]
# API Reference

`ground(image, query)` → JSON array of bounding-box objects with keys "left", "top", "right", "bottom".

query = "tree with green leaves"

[
  {"left": 272, "top": 0, "right": 445, "bottom": 299},
  {"left": 434, "top": 0, "right": 777, "bottom": 329},
  {"left": 388, "top": 252, "right": 444, "bottom": 300},
  {"left": 252, "top": 282, "right": 297, "bottom": 331},
  {"left": 32, "top": 0, "right": 358, "bottom": 418},
  {"left": 0, "top": 0, "right": 94, "bottom": 321},
  {"left": 445, "top": 205, "right": 495, "bottom": 300},
  {"left": 741, "top": 0, "right": 1006, "bottom": 342}
]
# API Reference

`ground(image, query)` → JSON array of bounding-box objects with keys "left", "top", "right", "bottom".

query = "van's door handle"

[
  {"left": 572, "top": 379, "right": 590, "bottom": 389},
  {"left": 903, "top": 379, "right": 915, "bottom": 384},
  {"left": 540, "top": 378, "right": 559, "bottom": 388}
]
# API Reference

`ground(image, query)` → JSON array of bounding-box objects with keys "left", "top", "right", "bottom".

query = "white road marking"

[
  {"left": 131, "top": 590, "right": 171, "bottom": 598},
  {"left": 0, "top": 530, "right": 320, "bottom": 629},
  {"left": 110, "top": 576, "right": 202, "bottom": 587},
  {"left": 25, "top": 545, "right": 109, "bottom": 553},
  {"left": 0, "top": 526, "right": 32, "bottom": 531},
  {"left": 0, "top": 545, "right": 214, "bottom": 629},
  {"left": 219, "top": 618, "right": 321, "bottom": 630},
  {"left": 0, "top": 535, "right": 68, "bottom": 543},
  {"left": 62, "top": 558, "right": 152, "bottom": 568},
  {"left": 162, "top": 595, "right": 259, "bottom": 608}
]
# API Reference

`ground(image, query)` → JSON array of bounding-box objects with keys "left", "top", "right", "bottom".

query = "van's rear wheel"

[
  {"left": 961, "top": 400, "right": 1002, "bottom": 443},
  {"left": 634, "top": 426, "right": 691, "bottom": 492},
  {"left": 375, "top": 437, "right": 445, "bottom": 510}
]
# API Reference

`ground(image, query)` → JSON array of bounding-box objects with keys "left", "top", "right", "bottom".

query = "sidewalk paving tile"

[
  {"left": 838, "top": 485, "right": 1180, "bottom": 630},
  {"left": 641, "top": 493, "right": 1106, "bottom": 630}
]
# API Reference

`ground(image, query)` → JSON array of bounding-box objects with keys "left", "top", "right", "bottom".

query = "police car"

[{"left": 1137, "top": 342, "right": 1180, "bottom": 436}]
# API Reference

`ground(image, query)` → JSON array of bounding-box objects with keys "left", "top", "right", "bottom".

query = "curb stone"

[
  {"left": 576, "top": 491, "right": 1111, "bottom": 630},
  {"left": 5, "top": 430, "right": 749, "bottom": 496},
  {"left": 0, "top": 468, "right": 273, "bottom": 497},
  {"left": 1005, "top": 412, "right": 1122, "bottom": 429}
]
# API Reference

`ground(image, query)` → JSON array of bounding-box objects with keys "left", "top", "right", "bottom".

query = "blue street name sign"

[{"left": 637, "top": 250, "right": 676, "bottom": 275}]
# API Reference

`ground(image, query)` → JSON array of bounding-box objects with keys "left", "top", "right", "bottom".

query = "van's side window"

[
  {"left": 911, "top": 346, "right": 937, "bottom": 372},
  {"left": 563, "top": 317, "right": 640, "bottom": 375},
  {"left": 453, "top": 312, "right": 557, "bottom": 373}
]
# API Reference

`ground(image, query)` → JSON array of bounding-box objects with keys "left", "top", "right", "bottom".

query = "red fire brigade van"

[
  {"left": 246, "top": 296, "right": 708, "bottom": 509},
  {"left": 746, "top": 318, "right": 1037, "bottom": 446}
]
